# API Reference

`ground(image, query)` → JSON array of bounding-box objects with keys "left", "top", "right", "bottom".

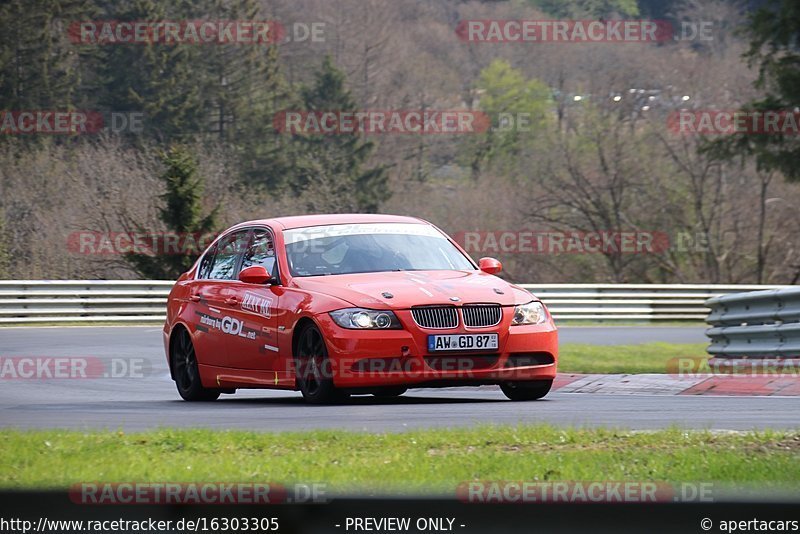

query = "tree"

[
  {"left": 195, "top": 0, "right": 297, "bottom": 191},
  {"left": 704, "top": 0, "right": 800, "bottom": 181},
  {"left": 125, "top": 146, "right": 219, "bottom": 279},
  {"left": 234, "top": 44, "right": 299, "bottom": 191},
  {"left": 0, "top": 210, "right": 9, "bottom": 278},
  {"left": 523, "top": 105, "right": 666, "bottom": 283},
  {"left": 526, "top": 0, "right": 639, "bottom": 18},
  {"left": 0, "top": 0, "right": 96, "bottom": 113},
  {"left": 96, "top": 0, "right": 206, "bottom": 142},
  {"left": 294, "top": 56, "right": 388, "bottom": 213},
  {"left": 467, "top": 59, "right": 552, "bottom": 179}
]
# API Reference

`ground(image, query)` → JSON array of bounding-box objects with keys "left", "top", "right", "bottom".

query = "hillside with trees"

[{"left": 1, "top": 0, "right": 798, "bottom": 284}]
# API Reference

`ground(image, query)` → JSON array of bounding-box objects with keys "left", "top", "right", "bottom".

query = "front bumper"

[{"left": 316, "top": 307, "right": 558, "bottom": 388}]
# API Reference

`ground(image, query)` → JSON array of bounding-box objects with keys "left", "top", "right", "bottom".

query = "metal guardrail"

[
  {"left": 0, "top": 280, "right": 789, "bottom": 325},
  {"left": 705, "top": 287, "right": 800, "bottom": 359},
  {"left": 0, "top": 280, "right": 174, "bottom": 324},
  {"left": 523, "top": 284, "right": 789, "bottom": 321}
]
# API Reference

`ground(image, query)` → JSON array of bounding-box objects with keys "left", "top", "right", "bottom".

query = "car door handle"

[
  {"left": 189, "top": 295, "right": 201, "bottom": 302},
  {"left": 225, "top": 297, "right": 239, "bottom": 305}
]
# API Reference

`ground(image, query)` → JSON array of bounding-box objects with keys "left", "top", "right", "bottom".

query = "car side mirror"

[
  {"left": 478, "top": 257, "right": 502, "bottom": 275},
  {"left": 239, "top": 265, "right": 274, "bottom": 285}
]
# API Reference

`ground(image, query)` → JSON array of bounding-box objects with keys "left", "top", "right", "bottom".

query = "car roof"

[{"left": 233, "top": 213, "right": 429, "bottom": 231}]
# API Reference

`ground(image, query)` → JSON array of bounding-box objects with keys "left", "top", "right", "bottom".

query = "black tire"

[
  {"left": 172, "top": 329, "right": 220, "bottom": 402},
  {"left": 294, "top": 323, "right": 343, "bottom": 404},
  {"left": 373, "top": 387, "right": 408, "bottom": 398},
  {"left": 500, "top": 380, "right": 552, "bottom": 401}
]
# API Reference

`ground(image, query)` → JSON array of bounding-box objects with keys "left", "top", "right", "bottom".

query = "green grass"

[
  {"left": 558, "top": 342, "right": 709, "bottom": 374},
  {"left": 1, "top": 427, "right": 798, "bottom": 492}
]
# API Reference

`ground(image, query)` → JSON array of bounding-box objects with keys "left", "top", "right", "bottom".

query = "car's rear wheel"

[
  {"left": 373, "top": 387, "right": 408, "bottom": 398},
  {"left": 294, "top": 323, "right": 343, "bottom": 404},
  {"left": 500, "top": 379, "right": 552, "bottom": 401},
  {"left": 173, "top": 329, "right": 220, "bottom": 402}
]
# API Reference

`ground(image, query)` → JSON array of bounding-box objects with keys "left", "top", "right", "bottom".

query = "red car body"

[{"left": 163, "top": 214, "right": 558, "bottom": 403}]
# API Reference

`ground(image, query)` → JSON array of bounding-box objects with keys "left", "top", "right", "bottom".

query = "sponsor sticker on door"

[{"left": 241, "top": 292, "right": 273, "bottom": 318}]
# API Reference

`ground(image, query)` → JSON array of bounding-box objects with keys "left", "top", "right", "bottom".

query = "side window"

[
  {"left": 241, "top": 229, "right": 277, "bottom": 277},
  {"left": 197, "top": 245, "right": 216, "bottom": 279},
  {"left": 208, "top": 231, "right": 251, "bottom": 280}
]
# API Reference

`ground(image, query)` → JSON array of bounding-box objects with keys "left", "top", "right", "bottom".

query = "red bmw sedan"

[{"left": 163, "top": 214, "right": 558, "bottom": 404}]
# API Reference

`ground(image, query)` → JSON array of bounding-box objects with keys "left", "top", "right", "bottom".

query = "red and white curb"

[{"left": 553, "top": 374, "right": 800, "bottom": 396}]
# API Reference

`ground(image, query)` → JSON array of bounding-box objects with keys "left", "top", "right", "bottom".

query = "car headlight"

[
  {"left": 329, "top": 308, "right": 403, "bottom": 329},
  {"left": 511, "top": 301, "right": 547, "bottom": 325}
]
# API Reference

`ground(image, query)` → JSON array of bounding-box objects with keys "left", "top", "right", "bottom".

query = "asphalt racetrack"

[{"left": 1, "top": 325, "right": 797, "bottom": 432}]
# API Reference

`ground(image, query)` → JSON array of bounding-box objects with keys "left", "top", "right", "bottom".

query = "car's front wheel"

[
  {"left": 172, "top": 329, "right": 220, "bottom": 402},
  {"left": 500, "top": 380, "right": 552, "bottom": 401},
  {"left": 294, "top": 323, "right": 344, "bottom": 404}
]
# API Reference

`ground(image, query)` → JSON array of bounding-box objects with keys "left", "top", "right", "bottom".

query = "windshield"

[{"left": 284, "top": 223, "right": 475, "bottom": 277}]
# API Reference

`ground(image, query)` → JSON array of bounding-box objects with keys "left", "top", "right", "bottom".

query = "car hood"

[{"left": 292, "top": 270, "right": 534, "bottom": 309}]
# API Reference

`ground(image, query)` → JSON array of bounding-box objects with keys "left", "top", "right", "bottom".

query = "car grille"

[
  {"left": 411, "top": 306, "right": 459, "bottom": 329},
  {"left": 462, "top": 304, "right": 502, "bottom": 327}
]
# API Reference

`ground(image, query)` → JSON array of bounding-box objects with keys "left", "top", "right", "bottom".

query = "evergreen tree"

[
  {"left": 96, "top": 0, "right": 206, "bottom": 142},
  {"left": 0, "top": 0, "right": 96, "bottom": 111},
  {"left": 125, "top": 146, "right": 219, "bottom": 279},
  {"left": 174, "top": 0, "right": 299, "bottom": 190},
  {"left": 235, "top": 44, "right": 299, "bottom": 191},
  {"left": 704, "top": 0, "right": 800, "bottom": 181},
  {"left": 295, "top": 56, "right": 388, "bottom": 213},
  {"left": 93, "top": 0, "right": 298, "bottom": 182}
]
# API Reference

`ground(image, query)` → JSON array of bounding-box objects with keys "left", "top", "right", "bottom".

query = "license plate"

[{"left": 427, "top": 333, "right": 499, "bottom": 352}]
